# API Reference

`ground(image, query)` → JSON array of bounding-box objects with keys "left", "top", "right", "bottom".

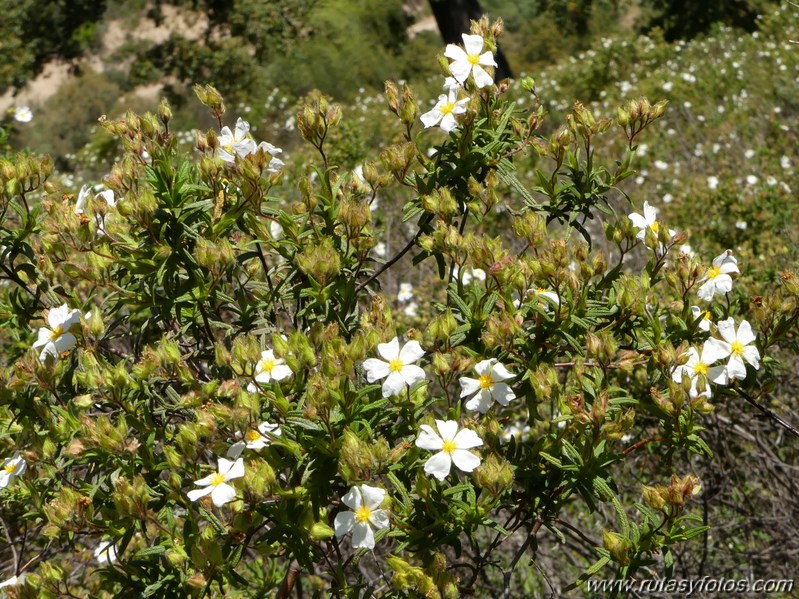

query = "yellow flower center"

[
  {"left": 650, "top": 220, "right": 660, "bottom": 233},
  {"left": 442, "top": 440, "right": 457, "bottom": 454},
  {"left": 245, "top": 430, "right": 262, "bottom": 443},
  {"left": 479, "top": 374, "right": 493, "bottom": 390},
  {"left": 694, "top": 361, "right": 708, "bottom": 376},
  {"left": 260, "top": 359, "right": 276, "bottom": 373},
  {"left": 731, "top": 341, "right": 745, "bottom": 356},
  {"left": 707, "top": 266, "right": 721, "bottom": 279},
  {"left": 49, "top": 325, "right": 64, "bottom": 341},
  {"left": 355, "top": 505, "right": 372, "bottom": 523},
  {"left": 467, "top": 53, "right": 480, "bottom": 65},
  {"left": 440, "top": 102, "right": 455, "bottom": 115},
  {"left": 209, "top": 472, "right": 226, "bottom": 486},
  {"left": 703, "top": 311, "right": 712, "bottom": 321},
  {"left": 389, "top": 358, "right": 404, "bottom": 373},
  {"left": 4, "top": 464, "right": 16, "bottom": 474},
  {"left": 536, "top": 288, "right": 547, "bottom": 294}
]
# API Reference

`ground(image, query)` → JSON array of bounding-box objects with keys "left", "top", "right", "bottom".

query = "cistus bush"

[{"left": 0, "top": 19, "right": 797, "bottom": 598}]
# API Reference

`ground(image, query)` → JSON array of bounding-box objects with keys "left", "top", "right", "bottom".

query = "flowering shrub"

[{"left": 1, "top": 18, "right": 798, "bottom": 597}]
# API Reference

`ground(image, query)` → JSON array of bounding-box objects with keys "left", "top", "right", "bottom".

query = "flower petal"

[
  {"left": 452, "top": 449, "right": 481, "bottom": 473},
  {"left": 462, "top": 34, "right": 484, "bottom": 55},
  {"left": 369, "top": 508, "right": 390, "bottom": 530},
  {"left": 491, "top": 362, "right": 514, "bottom": 381},
  {"left": 210, "top": 482, "right": 237, "bottom": 507},
  {"left": 271, "top": 364, "right": 293, "bottom": 381},
  {"left": 444, "top": 44, "right": 468, "bottom": 63},
  {"left": 341, "top": 486, "right": 362, "bottom": 511},
  {"left": 736, "top": 320, "right": 756, "bottom": 345},
  {"left": 464, "top": 389, "right": 494, "bottom": 413},
  {"left": 420, "top": 107, "right": 443, "bottom": 128},
  {"left": 351, "top": 521, "right": 375, "bottom": 549},
  {"left": 32, "top": 327, "right": 51, "bottom": 349},
  {"left": 435, "top": 419, "right": 459, "bottom": 441},
  {"left": 360, "top": 484, "right": 386, "bottom": 509},
  {"left": 701, "top": 338, "right": 731, "bottom": 364},
  {"left": 399, "top": 340, "right": 425, "bottom": 364},
  {"left": 424, "top": 451, "right": 452, "bottom": 481},
  {"left": 382, "top": 371, "right": 408, "bottom": 397},
  {"left": 187, "top": 486, "right": 213, "bottom": 502},
  {"left": 459, "top": 377, "right": 481, "bottom": 398},
  {"left": 334, "top": 511, "right": 355, "bottom": 537},
  {"left": 400, "top": 364, "right": 426, "bottom": 387},
  {"left": 471, "top": 65, "right": 494, "bottom": 88},
  {"left": 491, "top": 382, "right": 516, "bottom": 406},
  {"left": 377, "top": 337, "right": 400, "bottom": 361},
  {"left": 362, "top": 358, "right": 390, "bottom": 382},
  {"left": 453, "top": 428, "right": 483, "bottom": 449},
  {"left": 448, "top": 59, "right": 472, "bottom": 84},
  {"left": 716, "top": 318, "right": 737, "bottom": 344},
  {"left": 473, "top": 359, "right": 494, "bottom": 376},
  {"left": 726, "top": 355, "right": 748, "bottom": 380},
  {"left": 416, "top": 425, "right": 444, "bottom": 450},
  {"left": 478, "top": 50, "right": 497, "bottom": 67}
]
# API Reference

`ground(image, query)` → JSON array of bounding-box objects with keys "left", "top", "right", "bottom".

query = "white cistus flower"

[
  {"left": 362, "top": 337, "right": 426, "bottom": 398},
  {"left": 0, "top": 452, "right": 27, "bottom": 488},
  {"left": 714, "top": 317, "right": 761, "bottom": 380},
  {"left": 333, "top": 484, "right": 390, "bottom": 550},
  {"left": 459, "top": 359, "right": 516, "bottom": 413},
  {"left": 420, "top": 89, "right": 469, "bottom": 133},
  {"left": 217, "top": 118, "right": 257, "bottom": 163},
  {"left": 228, "top": 421, "right": 282, "bottom": 458},
  {"left": 249, "top": 350, "right": 293, "bottom": 389},
  {"left": 31, "top": 304, "right": 82, "bottom": 362},
  {"left": 415, "top": 420, "right": 483, "bottom": 481},
  {"left": 444, "top": 34, "right": 498, "bottom": 88},
  {"left": 672, "top": 342, "right": 729, "bottom": 398},
  {"left": 94, "top": 540, "right": 118, "bottom": 565},
  {"left": 628, "top": 201, "right": 674, "bottom": 245},
  {"left": 186, "top": 457, "right": 245, "bottom": 507},
  {"left": 697, "top": 250, "right": 739, "bottom": 302},
  {"left": 13, "top": 106, "right": 33, "bottom": 123}
]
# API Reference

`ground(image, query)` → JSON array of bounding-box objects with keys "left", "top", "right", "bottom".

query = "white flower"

[
  {"left": 13, "top": 106, "right": 33, "bottom": 123},
  {"left": 31, "top": 304, "right": 81, "bottom": 362},
  {"left": 374, "top": 241, "right": 387, "bottom": 258},
  {"left": 403, "top": 302, "right": 419, "bottom": 317},
  {"left": 216, "top": 118, "right": 258, "bottom": 163},
  {"left": 416, "top": 420, "right": 482, "bottom": 480},
  {"left": 707, "top": 176, "right": 719, "bottom": 190},
  {"left": 228, "top": 422, "right": 282, "bottom": 458},
  {"left": 530, "top": 287, "right": 560, "bottom": 307},
  {"left": 186, "top": 457, "right": 245, "bottom": 507},
  {"left": 0, "top": 452, "right": 27, "bottom": 488},
  {"left": 270, "top": 220, "right": 284, "bottom": 240},
  {"left": 672, "top": 342, "right": 729, "bottom": 398},
  {"left": 691, "top": 306, "right": 713, "bottom": 331},
  {"left": 697, "top": 250, "right": 739, "bottom": 301},
  {"left": 252, "top": 350, "right": 293, "bottom": 386},
  {"left": 397, "top": 282, "right": 414, "bottom": 302},
  {"left": 420, "top": 89, "right": 469, "bottom": 133},
  {"left": 444, "top": 34, "right": 498, "bottom": 88},
  {"left": 256, "top": 141, "right": 285, "bottom": 173},
  {"left": 362, "top": 337, "right": 426, "bottom": 398},
  {"left": 456, "top": 267, "right": 486, "bottom": 285},
  {"left": 333, "top": 484, "right": 390, "bottom": 550},
  {"left": 713, "top": 318, "right": 761, "bottom": 380},
  {"left": 459, "top": 359, "right": 516, "bottom": 413},
  {"left": 500, "top": 422, "right": 530, "bottom": 442},
  {"left": 628, "top": 201, "right": 674, "bottom": 244},
  {"left": 746, "top": 175, "right": 758, "bottom": 186},
  {"left": 94, "top": 540, "right": 118, "bottom": 565}
]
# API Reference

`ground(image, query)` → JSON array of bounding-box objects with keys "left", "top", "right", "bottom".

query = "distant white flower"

[
  {"left": 94, "top": 540, "right": 118, "bottom": 565},
  {"left": 374, "top": 241, "right": 387, "bottom": 258},
  {"left": 744, "top": 149, "right": 755, "bottom": 159},
  {"left": 420, "top": 89, "right": 468, "bottom": 133},
  {"left": 334, "top": 484, "right": 389, "bottom": 550},
  {"left": 714, "top": 318, "right": 760, "bottom": 380},
  {"left": 217, "top": 118, "right": 258, "bottom": 163},
  {"left": 251, "top": 350, "right": 293, "bottom": 387},
  {"left": 362, "top": 337, "right": 426, "bottom": 398},
  {"left": 32, "top": 304, "right": 81, "bottom": 362},
  {"left": 780, "top": 155, "right": 791, "bottom": 170},
  {"left": 228, "top": 421, "right": 282, "bottom": 458},
  {"left": 697, "top": 250, "right": 739, "bottom": 301},
  {"left": 654, "top": 160, "right": 669, "bottom": 171},
  {"left": 0, "top": 452, "right": 27, "bottom": 488},
  {"left": 397, "top": 282, "right": 414, "bottom": 302},
  {"left": 679, "top": 244, "right": 695, "bottom": 257},
  {"left": 459, "top": 359, "right": 516, "bottom": 413},
  {"left": 403, "top": 302, "right": 419, "bottom": 317},
  {"left": 500, "top": 422, "right": 530, "bottom": 442},
  {"left": 735, "top": 221, "right": 748, "bottom": 230},
  {"left": 461, "top": 268, "right": 486, "bottom": 285},
  {"left": 707, "top": 176, "right": 719, "bottom": 190},
  {"left": 628, "top": 201, "right": 674, "bottom": 244},
  {"left": 13, "top": 106, "right": 32, "bottom": 123},
  {"left": 746, "top": 175, "right": 758, "bottom": 186},
  {"left": 691, "top": 306, "right": 713, "bottom": 331},
  {"left": 416, "top": 420, "right": 482, "bottom": 481},
  {"left": 186, "top": 457, "right": 245, "bottom": 507},
  {"left": 444, "top": 34, "right": 497, "bottom": 88}
]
